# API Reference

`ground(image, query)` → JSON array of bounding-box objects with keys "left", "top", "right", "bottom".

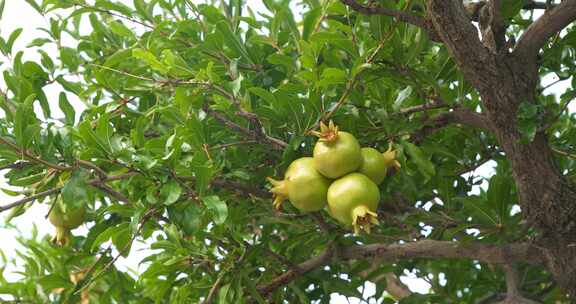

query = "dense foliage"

[{"left": 0, "top": 0, "right": 574, "bottom": 303}]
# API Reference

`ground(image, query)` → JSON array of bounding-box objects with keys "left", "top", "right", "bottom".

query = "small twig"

[
  {"left": 210, "top": 140, "right": 259, "bottom": 150},
  {"left": 77, "top": 159, "right": 108, "bottom": 180},
  {"left": 0, "top": 187, "right": 62, "bottom": 212},
  {"left": 256, "top": 243, "right": 303, "bottom": 274},
  {"left": 540, "top": 93, "right": 576, "bottom": 131},
  {"left": 551, "top": 147, "right": 576, "bottom": 160},
  {"left": 73, "top": 1, "right": 154, "bottom": 29},
  {"left": 454, "top": 157, "right": 493, "bottom": 176},
  {"left": 0, "top": 137, "right": 72, "bottom": 171},
  {"left": 311, "top": 212, "right": 336, "bottom": 233},
  {"left": 203, "top": 102, "right": 287, "bottom": 150},
  {"left": 397, "top": 99, "right": 450, "bottom": 116},
  {"left": 179, "top": 175, "right": 270, "bottom": 199},
  {"left": 202, "top": 274, "right": 225, "bottom": 304},
  {"left": 0, "top": 161, "right": 30, "bottom": 171},
  {"left": 93, "top": 184, "right": 130, "bottom": 203},
  {"left": 88, "top": 64, "right": 155, "bottom": 82},
  {"left": 0, "top": 172, "right": 138, "bottom": 213},
  {"left": 75, "top": 207, "right": 158, "bottom": 295}
]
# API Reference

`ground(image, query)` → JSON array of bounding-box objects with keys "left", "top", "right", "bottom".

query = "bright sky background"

[{"left": 0, "top": 1, "right": 572, "bottom": 303}]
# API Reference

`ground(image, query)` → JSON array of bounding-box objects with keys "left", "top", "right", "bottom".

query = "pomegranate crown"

[
  {"left": 383, "top": 145, "right": 401, "bottom": 171},
  {"left": 351, "top": 205, "right": 379, "bottom": 234},
  {"left": 267, "top": 177, "right": 288, "bottom": 210},
  {"left": 311, "top": 120, "right": 339, "bottom": 142}
]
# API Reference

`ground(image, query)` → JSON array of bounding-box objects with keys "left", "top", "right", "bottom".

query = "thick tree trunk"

[
  {"left": 481, "top": 57, "right": 576, "bottom": 296},
  {"left": 426, "top": 0, "right": 576, "bottom": 296}
]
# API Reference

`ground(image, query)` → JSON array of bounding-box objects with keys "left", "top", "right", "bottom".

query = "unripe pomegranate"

[
  {"left": 327, "top": 173, "right": 380, "bottom": 234},
  {"left": 358, "top": 147, "right": 388, "bottom": 185},
  {"left": 268, "top": 157, "right": 331, "bottom": 212},
  {"left": 312, "top": 121, "right": 362, "bottom": 179},
  {"left": 49, "top": 199, "right": 86, "bottom": 246}
]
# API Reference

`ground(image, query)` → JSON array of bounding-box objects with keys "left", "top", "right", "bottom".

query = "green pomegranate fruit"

[
  {"left": 49, "top": 200, "right": 86, "bottom": 246},
  {"left": 312, "top": 121, "right": 362, "bottom": 179},
  {"left": 358, "top": 147, "right": 388, "bottom": 185},
  {"left": 327, "top": 173, "right": 380, "bottom": 234},
  {"left": 268, "top": 157, "right": 331, "bottom": 212}
]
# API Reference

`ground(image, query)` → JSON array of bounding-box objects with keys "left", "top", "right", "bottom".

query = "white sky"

[{"left": 0, "top": 1, "right": 572, "bottom": 303}]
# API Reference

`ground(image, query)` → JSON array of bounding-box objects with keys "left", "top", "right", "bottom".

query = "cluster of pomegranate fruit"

[{"left": 268, "top": 121, "right": 400, "bottom": 234}]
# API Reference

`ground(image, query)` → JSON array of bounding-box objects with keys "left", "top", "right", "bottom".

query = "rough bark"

[{"left": 427, "top": 0, "right": 576, "bottom": 296}]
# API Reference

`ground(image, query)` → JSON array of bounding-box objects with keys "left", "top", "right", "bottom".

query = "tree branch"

[
  {"left": 514, "top": 0, "right": 576, "bottom": 60},
  {"left": 341, "top": 0, "right": 428, "bottom": 30},
  {"left": 256, "top": 240, "right": 542, "bottom": 297},
  {"left": 358, "top": 258, "right": 412, "bottom": 300},
  {"left": 498, "top": 264, "right": 541, "bottom": 304},
  {"left": 257, "top": 243, "right": 335, "bottom": 296},
  {"left": 343, "top": 240, "right": 543, "bottom": 265},
  {"left": 412, "top": 107, "right": 492, "bottom": 143}
]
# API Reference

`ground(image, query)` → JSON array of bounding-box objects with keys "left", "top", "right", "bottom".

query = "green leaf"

[
  {"left": 96, "top": 114, "right": 114, "bottom": 153},
  {"left": 218, "top": 283, "right": 232, "bottom": 303},
  {"left": 502, "top": 0, "right": 525, "bottom": 19},
  {"left": 403, "top": 141, "right": 436, "bottom": 182},
  {"left": 108, "top": 20, "right": 135, "bottom": 39},
  {"left": 203, "top": 195, "right": 228, "bottom": 225},
  {"left": 517, "top": 102, "right": 542, "bottom": 143},
  {"left": 5, "top": 28, "right": 22, "bottom": 55},
  {"left": 0, "top": 0, "right": 5, "bottom": 20},
  {"left": 318, "top": 67, "right": 346, "bottom": 87},
  {"left": 78, "top": 120, "right": 111, "bottom": 155},
  {"left": 132, "top": 48, "right": 168, "bottom": 74},
  {"left": 215, "top": 21, "right": 254, "bottom": 64},
  {"left": 14, "top": 94, "right": 37, "bottom": 148},
  {"left": 160, "top": 180, "right": 182, "bottom": 206},
  {"left": 302, "top": 7, "right": 322, "bottom": 41},
  {"left": 248, "top": 87, "right": 277, "bottom": 104},
  {"left": 58, "top": 92, "right": 75, "bottom": 125},
  {"left": 111, "top": 222, "right": 132, "bottom": 256},
  {"left": 267, "top": 53, "right": 294, "bottom": 74},
  {"left": 242, "top": 273, "right": 266, "bottom": 304},
  {"left": 38, "top": 274, "right": 73, "bottom": 291},
  {"left": 23, "top": 0, "right": 42, "bottom": 13},
  {"left": 61, "top": 171, "right": 88, "bottom": 210},
  {"left": 487, "top": 170, "right": 513, "bottom": 223},
  {"left": 27, "top": 38, "right": 52, "bottom": 48},
  {"left": 60, "top": 47, "right": 81, "bottom": 71},
  {"left": 91, "top": 223, "right": 128, "bottom": 252},
  {"left": 454, "top": 196, "right": 498, "bottom": 226}
]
